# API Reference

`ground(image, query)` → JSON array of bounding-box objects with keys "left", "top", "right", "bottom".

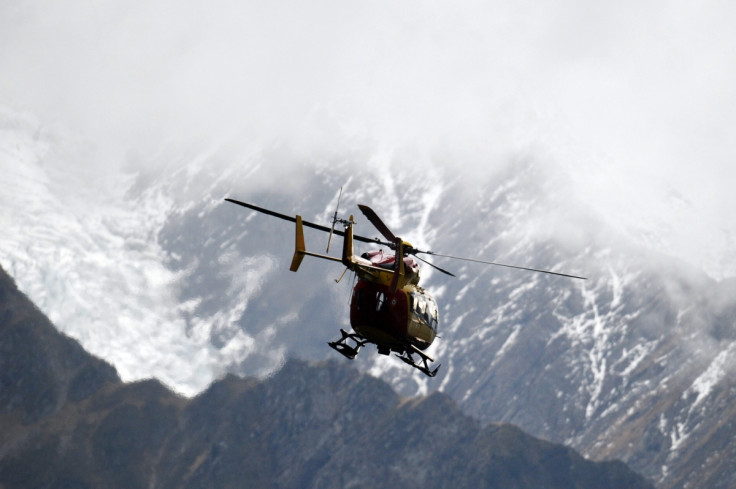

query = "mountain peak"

[{"left": 0, "top": 265, "right": 652, "bottom": 488}]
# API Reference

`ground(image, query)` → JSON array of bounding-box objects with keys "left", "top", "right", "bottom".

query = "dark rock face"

[
  {"left": 0, "top": 266, "right": 651, "bottom": 489},
  {"left": 0, "top": 266, "right": 119, "bottom": 424}
]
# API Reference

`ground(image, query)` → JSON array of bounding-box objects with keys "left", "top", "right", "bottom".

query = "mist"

[{"left": 2, "top": 0, "right": 736, "bottom": 278}]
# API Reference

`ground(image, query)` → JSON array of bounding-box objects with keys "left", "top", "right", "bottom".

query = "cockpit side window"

[
  {"left": 410, "top": 292, "right": 439, "bottom": 332},
  {"left": 428, "top": 300, "right": 438, "bottom": 331},
  {"left": 376, "top": 291, "right": 386, "bottom": 311}
]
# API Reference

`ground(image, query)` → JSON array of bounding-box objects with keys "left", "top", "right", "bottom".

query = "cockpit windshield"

[{"left": 409, "top": 291, "right": 439, "bottom": 331}]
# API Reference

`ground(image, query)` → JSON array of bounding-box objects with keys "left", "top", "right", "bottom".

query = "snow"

[
  {"left": 551, "top": 278, "right": 626, "bottom": 421},
  {"left": 615, "top": 342, "right": 655, "bottom": 380},
  {"left": 687, "top": 341, "right": 736, "bottom": 409},
  {"left": 608, "top": 264, "right": 623, "bottom": 309},
  {"left": 0, "top": 111, "right": 278, "bottom": 396},
  {"left": 488, "top": 325, "right": 521, "bottom": 369},
  {"left": 670, "top": 421, "right": 689, "bottom": 452},
  {"left": 508, "top": 280, "right": 536, "bottom": 301}
]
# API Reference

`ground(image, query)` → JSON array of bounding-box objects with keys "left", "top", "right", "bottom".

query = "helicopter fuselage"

[
  {"left": 350, "top": 278, "right": 438, "bottom": 353},
  {"left": 349, "top": 250, "right": 438, "bottom": 353}
]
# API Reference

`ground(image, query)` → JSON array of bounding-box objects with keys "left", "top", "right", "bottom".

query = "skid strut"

[
  {"left": 395, "top": 349, "right": 441, "bottom": 377},
  {"left": 328, "top": 330, "right": 440, "bottom": 377},
  {"left": 328, "top": 329, "right": 368, "bottom": 360}
]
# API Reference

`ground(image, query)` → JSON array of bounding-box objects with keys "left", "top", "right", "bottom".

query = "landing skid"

[
  {"left": 328, "top": 329, "right": 440, "bottom": 377},
  {"left": 395, "top": 347, "right": 441, "bottom": 377},
  {"left": 328, "top": 329, "right": 368, "bottom": 360}
]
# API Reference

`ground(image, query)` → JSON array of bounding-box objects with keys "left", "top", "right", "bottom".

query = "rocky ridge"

[{"left": 0, "top": 265, "right": 652, "bottom": 489}]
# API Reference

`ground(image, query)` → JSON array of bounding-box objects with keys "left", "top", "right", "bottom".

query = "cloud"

[{"left": 2, "top": 0, "right": 735, "bottom": 276}]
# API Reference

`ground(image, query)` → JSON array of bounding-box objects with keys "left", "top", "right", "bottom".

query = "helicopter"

[{"left": 225, "top": 192, "right": 586, "bottom": 377}]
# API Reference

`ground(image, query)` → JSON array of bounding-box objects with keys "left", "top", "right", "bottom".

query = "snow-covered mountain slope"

[
  {"left": 0, "top": 110, "right": 276, "bottom": 395},
  {"left": 3, "top": 107, "right": 736, "bottom": 488},
  {"left": 416, "top": 170, "right": 736, "bottom": 488}
]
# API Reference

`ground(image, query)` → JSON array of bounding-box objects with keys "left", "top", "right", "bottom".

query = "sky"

[{"left": 2, "top": 0, "right": 736, "bottom": 278}]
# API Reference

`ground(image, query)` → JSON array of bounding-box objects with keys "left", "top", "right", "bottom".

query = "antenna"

[{"left": 326, "top": 186, "right": 343, "bottom": 253}]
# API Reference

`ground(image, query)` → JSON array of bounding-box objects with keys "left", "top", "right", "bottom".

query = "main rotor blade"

[
  {"left": 357, "top": 204, "right": 397, "bottom": 243},
  {"left": 420, "top": 251, "right": 587, "bottom": 280},
  {"left": 414, "top": 255, "right": 456, "bottom": 277},
  {"left": 224, "top": 198, "right": 392, "bottom": 247},
  {"left": 226, "top": 199, "right": 586, "bottom": 279}
]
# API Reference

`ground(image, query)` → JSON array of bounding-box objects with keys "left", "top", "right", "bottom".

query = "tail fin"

[
  {"left": 290, "top": 215, "right": 306, "bottom": 272},
  {"left": 290, "top": 214, "right": 344, "bottom": 272},
  {"left": 341, "top": 215, "right": 355, "bottom": 268}
]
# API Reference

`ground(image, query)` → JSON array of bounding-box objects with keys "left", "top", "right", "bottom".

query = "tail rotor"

[{"left": 326, "top": 186, "right": 344, "bottom": 254}]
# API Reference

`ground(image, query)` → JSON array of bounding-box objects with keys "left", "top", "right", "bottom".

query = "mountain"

[
  {"left": 141, "top": 147, "right": 736, "bottom": 488},
  {"left": 3, "top": 107, "right": 736, "bottom": 488},
  {"left": 0, "top": 259, "right": 119, "bottom": 425},
  {"left": 0, "top": 265, "right": 652, "bottom": 489}
]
